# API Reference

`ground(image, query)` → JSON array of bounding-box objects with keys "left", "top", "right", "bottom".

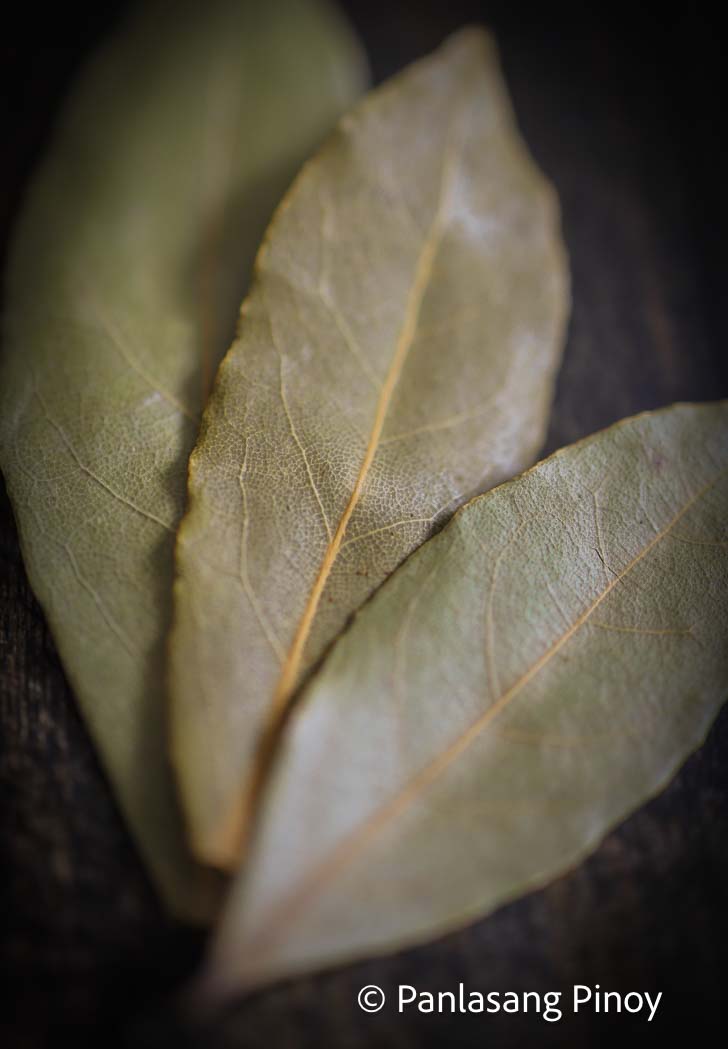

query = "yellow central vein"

[
  {"left": 267, "top": 126, "right": 463, "bottom": 725},
  {"left": 241, "top": 469, "right": 724, "bottom": 958},
  {"left": 211, "top": 119, "right": 464, "bottom": 864}
]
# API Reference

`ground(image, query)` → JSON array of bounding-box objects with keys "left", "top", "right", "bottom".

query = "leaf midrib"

[
  {"left": 269, "top": 136, "right": 460, "bottom": 715},
  {"left": 217, "top": 86, "right": 472, "bottom": 862}
]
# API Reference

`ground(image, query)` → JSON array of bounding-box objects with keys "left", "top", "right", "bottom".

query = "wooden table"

[{"left": 2, "top": 2, "right": 726, "bottom": 1046}]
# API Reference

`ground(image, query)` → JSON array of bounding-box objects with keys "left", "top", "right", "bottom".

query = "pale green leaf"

[
  {"left": 0, "top": 0, "right": 366, "bottom": 920},
  {"left": 170, "top": 27, "right": 570, "bottom": 868},
  {"left": 203, "top": 402, "right": 728, "bottom": 994}
]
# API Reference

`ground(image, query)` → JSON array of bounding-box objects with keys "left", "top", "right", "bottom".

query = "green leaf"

[
  {"left": 202, "top": 402, "right": 728, "bottom": 995},
  {"left": 170, "top": 27, "right": 570, "bottom": 868},
  {"left": 0, "top": 0, "right": 366, "bottom": 921}
]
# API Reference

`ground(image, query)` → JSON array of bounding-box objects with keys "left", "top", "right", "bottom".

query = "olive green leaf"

[
  {"left": 170, "top": 27, "right": 570, "bottom": 869},
  {"left": 201, "top": 402, "right": 728, "bottom": 995},
  {"left": 0, "top": 0, "right": 366, "bottom": 921}
]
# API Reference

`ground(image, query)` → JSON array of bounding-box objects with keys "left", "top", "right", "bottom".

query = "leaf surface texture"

[
  {"left": 0, "top": 0, "right": 366, "bottom": 919},
  {"left": 170, "top": 28, "right": 569, "bottom": 866},
  {"left": 205, "top": 402, "right": 728, "bottom": 992}
]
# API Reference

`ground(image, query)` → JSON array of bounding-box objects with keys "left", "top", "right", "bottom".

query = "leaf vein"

[{"left": 33, "top": 389, "right": 175, "bottom": 532}]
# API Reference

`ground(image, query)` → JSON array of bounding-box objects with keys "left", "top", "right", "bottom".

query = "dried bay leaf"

[
  {"left": 0, "top": 0, "right": 366, "bottom": 920},
  {"left": 203, "top": 402, "right": 728, "bottom": 994},
  {"left": 170, "top": 27, "right": 569, "bottom": 868}
]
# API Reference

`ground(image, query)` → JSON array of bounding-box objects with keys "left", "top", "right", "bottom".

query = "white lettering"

[
  {"left": 623, "top": 992, "right": 643, "bottom": 1014},
  {"left": 398, "top": 985, "right": 416, "bottom": 1011},
  {"left": 573, "top": 985, "right": 592, "bottom": 1012},
  {"left": 645, "top": 992, "right": 662, "bottom": 1022}
]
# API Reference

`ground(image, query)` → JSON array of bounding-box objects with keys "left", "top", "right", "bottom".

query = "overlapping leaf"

[
  {"left": 203, "top": 402, "right": 728, "bottom": 994},
  {"left": 0, "top": 0, "right": 366, "bottom": 919},
  {"left": 170, "top": 27, "right": 570, "bottom": 868}
]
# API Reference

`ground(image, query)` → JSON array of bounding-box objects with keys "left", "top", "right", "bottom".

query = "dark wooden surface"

[{"left": 2, "top": 3, "right": 727, "bottom": 1047}]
